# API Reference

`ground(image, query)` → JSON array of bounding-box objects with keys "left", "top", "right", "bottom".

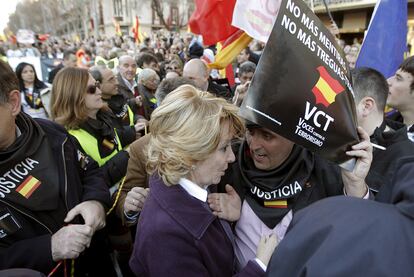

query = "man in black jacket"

[
  {"left": 386, "top": 56, "right": 414, "bottom": 141},
  {"left": 0, "top": 60, "right": 111, "bottom": 275},
  {"left": 209, "top": 121, "right": 372, "bottom": 271},
  {"left": 351, "top": 67, "right": 414, "bottom": 198}
]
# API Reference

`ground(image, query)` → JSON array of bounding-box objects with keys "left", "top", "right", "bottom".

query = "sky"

[{"left": 0, "top": 0, "right": 19, "bottom": 34}]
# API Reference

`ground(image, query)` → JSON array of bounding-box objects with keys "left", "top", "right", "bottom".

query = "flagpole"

[{"left": 322, "top": 0, "right": 339, "bottom": 37}]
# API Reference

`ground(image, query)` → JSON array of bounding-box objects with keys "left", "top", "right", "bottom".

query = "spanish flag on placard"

[
  {"left": 264, "top": 200, "right": 287, "bottom": 209},
  {"left": 16, "top": 175, "right": 41, "bottom": 199},
  {"left": 311, "top": 66, "right": 345, "bottom": 108}
]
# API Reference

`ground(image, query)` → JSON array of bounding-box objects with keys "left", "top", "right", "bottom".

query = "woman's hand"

[{"left": 256, "top": 234, "right": 278, "bottom": 268}]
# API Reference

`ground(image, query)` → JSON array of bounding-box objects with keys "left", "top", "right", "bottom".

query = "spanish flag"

[
  {"left": 132, "top": 16, "right": 144, "bottom": 44},
  {"left": 264, "top": 200, "right": 287, "bottom": 209},
  {"left": 16, "top": 176, "right": 41, "bottom": 199},
  {"left": 113, "top": 18, "right": 122, "bottom": 36},
  {"left": 311, "top": 66, "right": 345, "bottom": 108},
  {"left": 189, "top": 0, "right": 238, "bottom": 46},
  {"left": 208, "top": 30, "right": 253, "bottom": 87},
  {"left": 209, "top": 30, "right": 252, "bottom": 70}
]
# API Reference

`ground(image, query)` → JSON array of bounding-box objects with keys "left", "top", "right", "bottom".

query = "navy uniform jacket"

[{"left": 0, "top": 117, "right": 110, "bottom": 273}]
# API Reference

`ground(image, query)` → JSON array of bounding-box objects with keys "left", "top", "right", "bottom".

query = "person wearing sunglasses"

[{"left": 50, "top": 67, "right": 132, "bottom": 189}]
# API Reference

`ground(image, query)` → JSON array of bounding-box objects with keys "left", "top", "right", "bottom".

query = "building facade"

[{"left": 304, "top": 0, "right": 414, "bottom": 48}]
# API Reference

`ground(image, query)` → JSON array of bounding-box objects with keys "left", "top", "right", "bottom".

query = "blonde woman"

[{"left": 129, "top": 85, "right": 277, "bottom": 276}]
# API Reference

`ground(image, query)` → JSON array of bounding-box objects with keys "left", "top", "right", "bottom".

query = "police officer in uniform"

[{"left": 0, "top": 60, "right": 111, "bottom": 275}]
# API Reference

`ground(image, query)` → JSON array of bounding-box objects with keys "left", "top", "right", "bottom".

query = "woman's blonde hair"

[
  {"left": 50, "top": 67, "right": 90, "bottom": 129},
  {"left": 147, "top": 85, "right": 245, "bottom": 186}
]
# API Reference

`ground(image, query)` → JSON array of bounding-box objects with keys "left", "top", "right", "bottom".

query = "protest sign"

[
  {"left": 16, "top": 29, "right": 35, "bottom": 44},
  {"left": 240, "top": 0, "right": 359, "bottom": 164}
]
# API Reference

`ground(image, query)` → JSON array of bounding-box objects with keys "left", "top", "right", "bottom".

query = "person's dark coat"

[
  {"left": 136, "top": 83, "right": 157, "bottom": 120},
  {"left": 0, "top": 114, "right": 110, "bottom": 273},
  {"left": 266, "top": 156, "right": 414, "bottom": 277},
  {"left": 208, "top": 79, "right": 232, "bottom": 100},
  {"left": 368, "top": 119, "right": 414, "bottom": 196},
  {"left": 116, "top": 73, "right": 141, "bottom": 113},
  {"left": 47, "top": 64, "right": 64, "bottom": 84},
  {"left": 129, "top": 175, "right": 264, "bottom": 276}
]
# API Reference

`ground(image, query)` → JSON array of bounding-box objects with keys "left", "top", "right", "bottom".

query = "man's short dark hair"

[
  {"left": 243, "top": 47, "right": 252, "bottom": 56},
  {"left": 239, "top": 61, "right": 256, "bottom": 75},
  {"left": 351, "top": 67, "right": 389, "bottom": 112},
  {"left": 136, "top": 52, "right": 158, "bottom": 68},
  {"left": 63, "top": 49, "right": 76, "bottom": 60},
  {"left": 89, "top": 66, "right": 104, "bottom": 83},
  {"left": 399, "top": 56, "right": 414, "bottom": 91},
  {"left": 0, "top": 61, "right": 19, "bottom": 104},
  {"left": 155, "top": 77, "right": 196, "bottom": 104}
]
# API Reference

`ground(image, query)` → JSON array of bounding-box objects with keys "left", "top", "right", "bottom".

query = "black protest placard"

[{"left": 240, "top": 0, "right": 358, "bottom": 164}]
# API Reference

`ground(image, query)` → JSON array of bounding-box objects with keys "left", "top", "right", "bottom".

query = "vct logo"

[
  {"left": 294, "top": 65, "right": 344, "bottom": 147},
  {"left": 312, "top": 66, "right": 345, "bottom": 108}
]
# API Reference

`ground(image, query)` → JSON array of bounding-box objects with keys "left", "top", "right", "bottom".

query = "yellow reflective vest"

[{"left": 69, "top": 128, "right": 122, "bottom": 167}]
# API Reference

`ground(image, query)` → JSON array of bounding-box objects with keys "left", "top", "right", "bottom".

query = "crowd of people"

[{"left": 0, "top": 29, "right": 413, "bottom": 277}]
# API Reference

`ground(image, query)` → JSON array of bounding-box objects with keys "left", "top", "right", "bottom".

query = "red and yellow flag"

[
  {"left": 311, "top": 66, "right": 345, "bottom": 108},
  {"left": 264, "top": 200, "right": 287, "bottom": 209},
  {"left": 113, "top": 18, "right": 122, "bottom": 36},
  {"left": 16, "top": 175, "right": 41, "bottom": 199},
  {"left": 208, "top": 30, "right": 253, "bottom": 87},
  {"left": 209, "top": 30, "right": 252, "bottom": 70},
  {"left": 131, "top": 16, "right": 144, "bottom": 44},
  {"left": 189, "top": 0, "right": 238, "bottom": 46}
]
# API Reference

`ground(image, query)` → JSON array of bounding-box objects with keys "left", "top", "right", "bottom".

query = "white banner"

[
  {"left": 16, "top": 29, "right": 35, "bottom": 44},
  {"left": 232, "top": 0, "right": 282, "bottom": 43},
  {"left": 8, "top": 57, "right": 43, "bottom": 81}
]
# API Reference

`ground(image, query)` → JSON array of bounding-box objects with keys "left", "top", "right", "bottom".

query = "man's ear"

[
  {"left": 8, "top": 90, "right": 21, "bottom": 116},
  {"left": 360, "top": 97, "right": 376, "bottom": 116}
]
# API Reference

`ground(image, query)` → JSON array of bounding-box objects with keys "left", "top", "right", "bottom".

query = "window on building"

[
  {"left": 152, "top": 6, "right": 161, "bottom": 25},
  {"left": 113, "top": 0, "right": 123, "bottom": 16},
  {"left": 171, "top": 6, "right": 179, "bottom": 25},
  {"left": 125, "top": 0, "right": 129, "bottom": 17}
]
